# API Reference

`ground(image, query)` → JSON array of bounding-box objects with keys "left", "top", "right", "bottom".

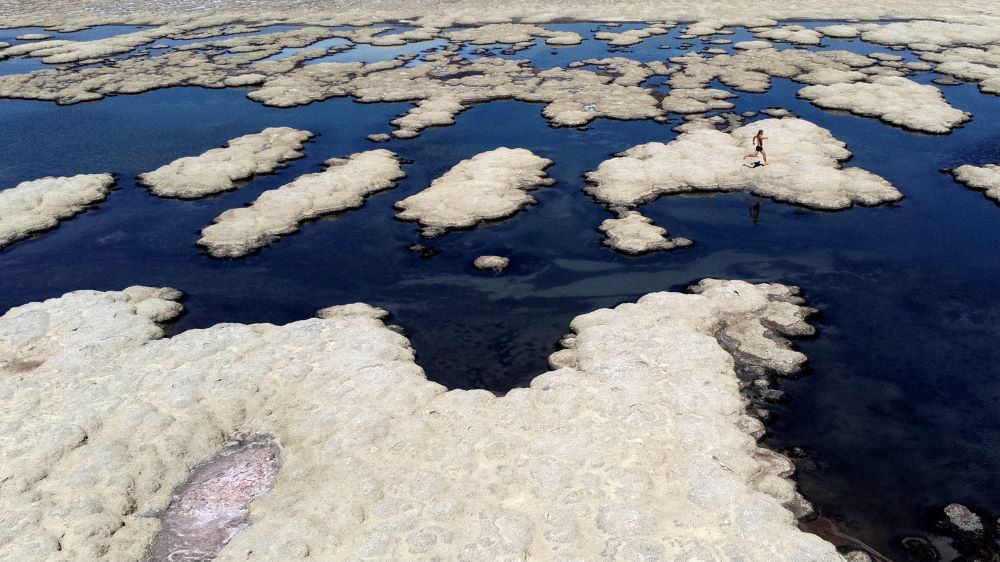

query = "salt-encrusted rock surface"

[
  {"left": 598, "top": 210, "right": 693, "bottom": 254},
  {"left": 0, "top": 173, "right": 114, "bottom": 250},
  {"left": 586, "top": 117, "right": 902, "bottom": 210},
  {"left": 661, "top": 87, "right": 735, "bottom": 113},
  {"left": 595, "top": 23, "right": 671, "bottom": 46},
  {"left": 942, "top": 503, "right": 984, "bottom": 534},
  {"left": 0, "top": 280, "right": 844, "bottom": 561},
  {"left": 138, "top": 127, "right": 313, "bottom": 198},
  {"left": 798, "top": 76, "right": 970, "bottom": 133},
  {"left": 755, "top": 25, "right": 822, "bottom": 45},
  {"left": 395, "top": 147, "right": 553, "bottom": 236},
  {"left": 198, "top": 149, "right": 404, "bottom": 257},
  {"left": 951, "top": 163, "right": 1000, "bottom": 203},
  {"left": 444, "top": 23, "right": 582, "bottom": 46},
  {"left": 6, "top": 0, "right": 1000, "bottom": 32},
  {"left": 473, "top": 254, "right": 510, "bottom": 271}
]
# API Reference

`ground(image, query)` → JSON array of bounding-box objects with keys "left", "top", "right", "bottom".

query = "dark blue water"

[{"left": 1, "top": 22, "right": 999, "bottom": 560}]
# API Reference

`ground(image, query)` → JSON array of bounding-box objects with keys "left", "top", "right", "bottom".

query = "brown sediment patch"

[
  {"left": 146, "top": 437, "right": 280, "bottom": 562},
  {"left": 2, "top": 359, "right": 44, "bottom": 373}
]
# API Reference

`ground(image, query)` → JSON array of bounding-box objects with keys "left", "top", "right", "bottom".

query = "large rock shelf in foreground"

[{"left": 0, "top": 280, "right": 842, "bottom": 561}]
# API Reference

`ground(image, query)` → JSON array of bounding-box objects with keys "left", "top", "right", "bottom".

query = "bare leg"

[{"left": 760, "top": 150, "right": 768, "bottom": 165}]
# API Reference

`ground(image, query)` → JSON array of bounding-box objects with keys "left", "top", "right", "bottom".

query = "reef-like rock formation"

[
  {"left": 395, "top": 147, "right": 553, "bottom": 236},
  {"left": 950, "top": 163, "right": 1000, "bottom": 203},
  {"left": 661, "top": 87, "right": 736, "bottom": 114},
  {"left": 138, "top": 127, "right": 313, "bottom": 199},
  {"left": 598, "top": 210, "right": 693, "bottom": 254},
  {"left": 594, "top": 23, "right": 672, "bottom": 46},
  {"left": 797, "top": 76, "right": 970, "bottom": 133},
  {"left": 198, "top": 149, "right": 404, "bottom": 257},
  {"left": 444, "top": 23, "right": 582, "bottom": 46},
  {"left": 473, "top": 254, "right": 510, "bottom": 271},
  {"left": 755, "top": 25, "right": 822, "bottom": 45},
  {"left": 0, "top": 173, "right": 114, "bottom": 250},
  {"left": 0, "top": 279, "right": 843, "bottom": 561},
  {"left": 586, "top": 117, "right": 902, "bottom": 210}
]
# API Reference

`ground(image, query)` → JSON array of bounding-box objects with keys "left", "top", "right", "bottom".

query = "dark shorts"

[{"left": 755, "top": 146, "right": 763, "bottom": 152}]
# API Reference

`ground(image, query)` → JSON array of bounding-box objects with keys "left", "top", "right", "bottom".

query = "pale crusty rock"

[
  {"left": 920, "top": 45, "right": 1000, "bottom": 93},
  {"left": 8, "top": 0, "right": 1000, "bottom": 32},
  {"left": 251, "top": 54, "right": 663, "bottom": 131},
  {"left": 816, "top": 24, "right": 863, "bottom": 38},
  {"left": 598, "top": 210, "right": 693, "bottom": 254},
  {"left": 951, "top": 163, "right": 1000, "bottom": 203},
  {"left": 444, "top": 23, "right": 582, "bottom": 46},
  {"left": 798, "top": 76, "right": 971, "bottom": 133},
  {"left": 15, "top": 33, "right": 53, "bottom": 41},
  {"left": 0, "top": 42, "right": 7, "bottom": 49},
  {"left": 935, "top": 60, "right": 1000, "bottom": 94},
  {"left": 395, "top": 147, "right": 553, "bottom": 236},
  {"left": 762, "top": 107, "right": 792, "bottom": 117},
  {"left": 198, "top": 149, "right": 404, "bottom": 257},
  {"left": 860, "top": 20, "right": 1000, "bottom": 50},
  {"left": 586, "top": 117, "right": 902, "bottom": 210},
  {"left": 755, "top": 25, "right": 823, "bottom": 45},
  {"left": 391, "top": 96, "right": 466, "bottom": 137},
  {"left": 332, "top": 25, "right": 441, "bottom": 46},
  {"left": 668, "top": 47, "right": 875, "bottom": 94},
  {"left": 0, "top": 279, "right": 844, "bottom": 561},
  {"left": 246, "top": 59, "right": 407, "bottom": 108},
  {"left": 367, "top": 132, "right": 392, "bottom": 142},
  {"left": 943, "top": 503, "right": 984, "bottom": 534},
  {"left": 472, "top": 254, "right": 510, "bottom": 271},
  {"left": 0, "top": 28, "right": 166, "bottom": 64},
  {"left": 734, "top": 40, "right": 773, "bottom": 50},
  {"left": 570, "top": 57, "right": 653, "bottom": 86},
  {"left": 594, "top": 24, "right": 670, "bottom": 47},
  {"left": 223, "top": 73, "right": 268, "bottom": 87},
  {"left": 682, "top": 18, "right": 778, "bottom": 37},
  {"left": 138, "top": 127, "right": 313, "bottom": 199},
  {"left": 868, "top": 51, "right": 904, "bottom": 62},
  {"left": 0, "top": 173, "right": 114, "bottom": 250},
  {"left": 0, "top": 27, "right": 348, "bottom": 105},
  {"left": 795, "top": 68, "right": 867, "bottom": 85},
  {"left": 661, "top": 87, "right": 736, "bottom": 114},
  {"left": 904, "top": 60, "right": 934, "bottom": 71},
  {"left": 544, "top": 32, "right": 584, "bottom": 46}
]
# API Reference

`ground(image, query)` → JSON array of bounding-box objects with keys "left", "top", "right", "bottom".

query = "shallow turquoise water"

[{"left": 1, "top": 21, "right": 999, "bottom": 559}]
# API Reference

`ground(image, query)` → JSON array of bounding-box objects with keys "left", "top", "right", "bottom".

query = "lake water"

[{"left": 1, "top": 21, "right": 999, "bottom": 560}]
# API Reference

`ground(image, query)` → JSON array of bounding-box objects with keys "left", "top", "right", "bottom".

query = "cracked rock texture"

[
  {"left": 598, "top": 210, "right": 693, "bottom": 254},
  {"left": 395, "top": 147, "right": 553, "bottom": 236},
  {"left": 0, "top": 173, "right": 115, "bottom": 250},
  {"left": 797, "top": 76, "right": 971, "bottom": 133},
  {"left": 951, "top": 163, "right": 1000, "bottom": 203},
  {"left": 198, "top": 149, "right": 404, "bottom": 257},
  {"left": 586, "top": 117, "right": 902, "bottom": 210},
  {"left": 0, "top": 279, "right": 843, "bottom": 561},
  {"left": 138, "top": 127, "right": 314, "bottom": 198}
]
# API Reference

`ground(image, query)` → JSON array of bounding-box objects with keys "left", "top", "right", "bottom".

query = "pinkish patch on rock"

[{"left": 147, "top": 437, "right": 280, "bottom": 561}]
